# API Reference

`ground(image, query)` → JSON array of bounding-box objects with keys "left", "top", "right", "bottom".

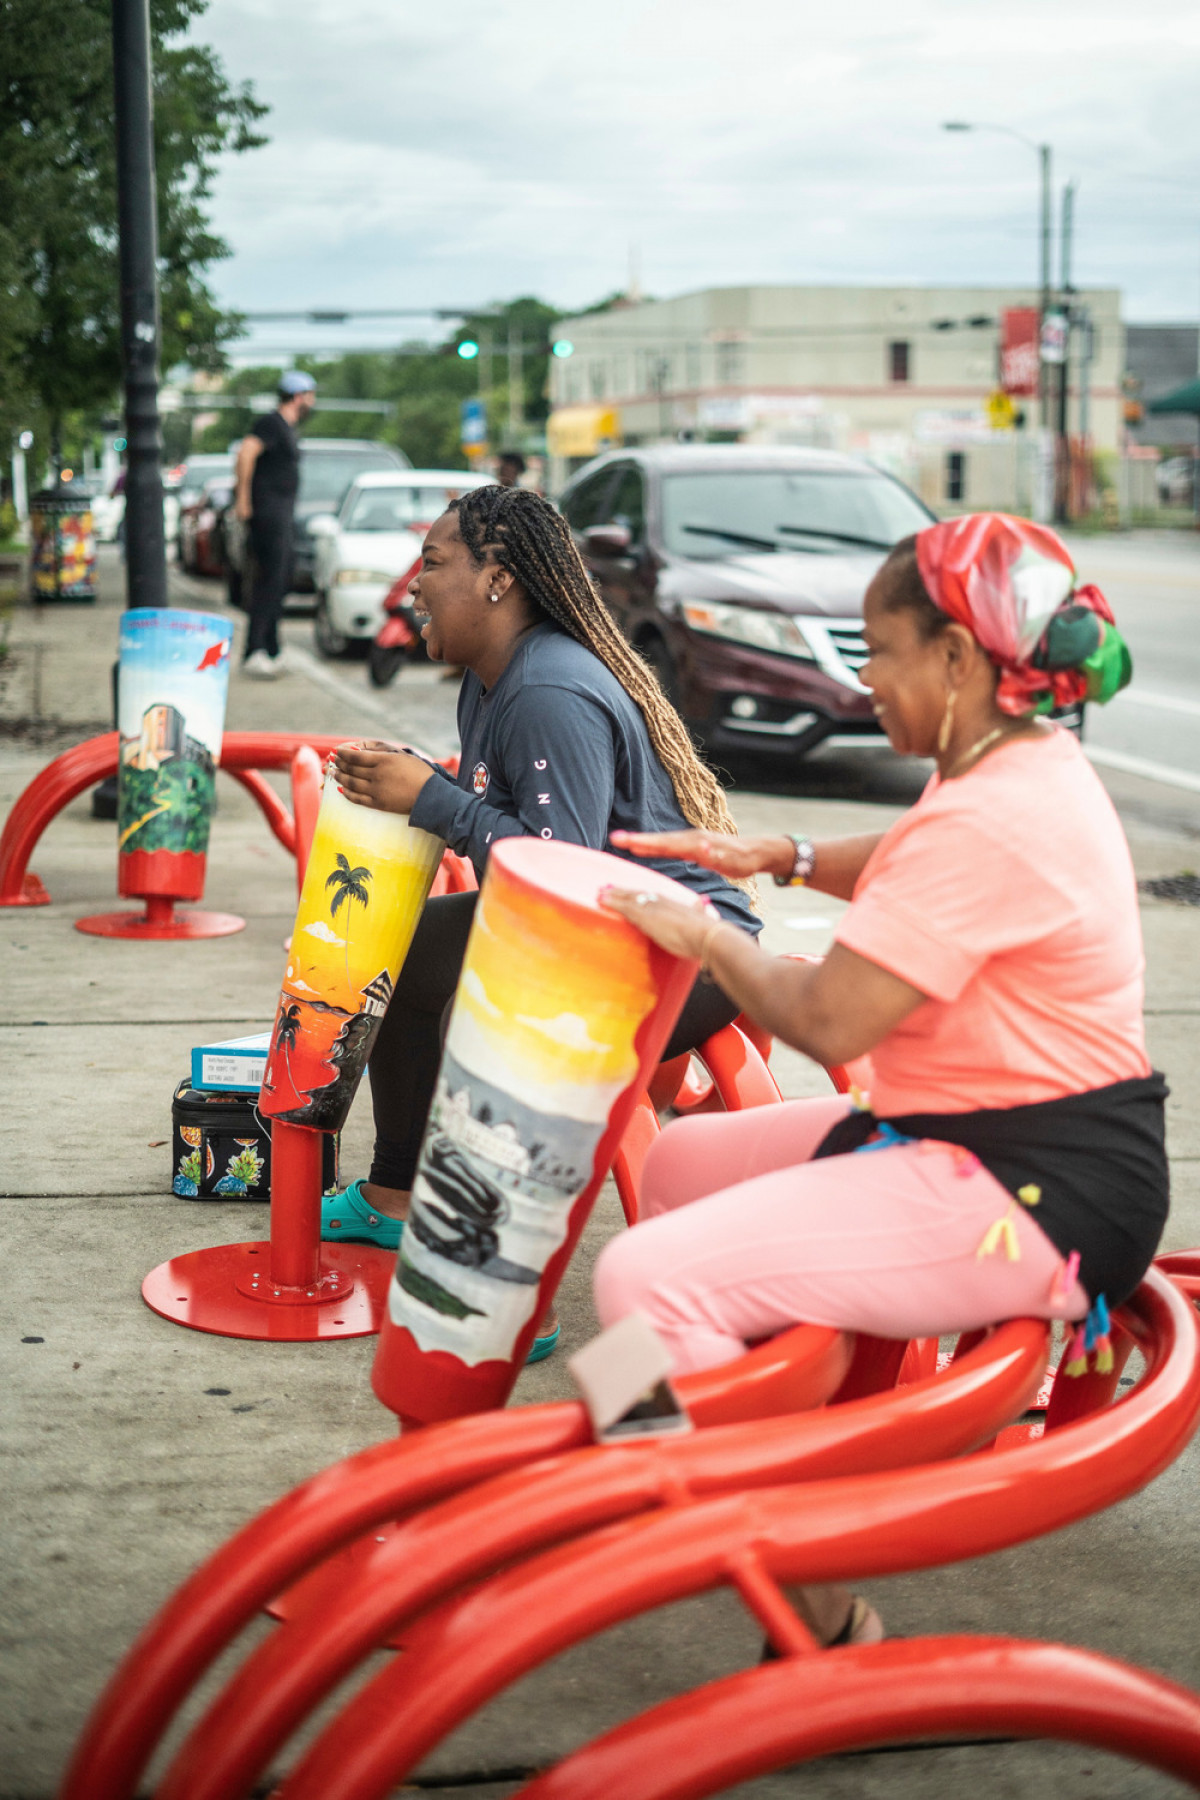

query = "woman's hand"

[
  {"left": 610, "top": 827, "right": 793, "bottom": 882},
  {"left": 600, "top": 887, "right": 718, "bottom": 961},
  {"left": 334, "top": 743, "right": 435, "bottom": 815}
]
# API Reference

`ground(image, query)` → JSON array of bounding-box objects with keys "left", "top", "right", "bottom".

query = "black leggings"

[{"left": 367, "top": 892, "right": 743, "bottom": 1191}]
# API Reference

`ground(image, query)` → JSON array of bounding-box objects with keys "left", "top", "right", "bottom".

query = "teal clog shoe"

[
  {"left": 525, "top": 1322, "right": 561, "bottom": 1364},
  {"left": 320, "top": 1178, "right": 404, "bottom": 1250}
]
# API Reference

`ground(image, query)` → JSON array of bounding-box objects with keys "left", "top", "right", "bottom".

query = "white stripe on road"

[
  {"left": 1085, "top": 745, "right": 1200, "bottom": 795},
  {"left": 1118, "top": 689, "right": 1200, "bottom": 719}
]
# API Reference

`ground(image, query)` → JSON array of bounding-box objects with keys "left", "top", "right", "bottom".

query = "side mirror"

[
  {"left": 306, "top": 514, "right": 339, "bottom": 537},
  {"left": 583, "top": 522, "right": 633, "bottom": 557}
]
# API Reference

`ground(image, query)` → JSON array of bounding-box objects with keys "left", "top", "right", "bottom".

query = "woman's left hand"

[
  {"left": 601, "top": 887, "right": 716, "bottom": 960},
  {"left": 334, "top": 743, "right": 434, "bottom": 814}
]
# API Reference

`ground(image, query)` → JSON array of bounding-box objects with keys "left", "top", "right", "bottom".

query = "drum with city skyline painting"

[
  {"left": 116, "top": 608, "right": 233, "bottom": 903},
  {"left": 373, "top": 837, "right": 704, "bottom": 1426},
  {"left": 258, "top": 759, "right": 445, "bottom": 1134}
]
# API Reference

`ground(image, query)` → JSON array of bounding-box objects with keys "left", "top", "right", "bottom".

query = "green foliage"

[
  {"left": 0, "top": 0, "right": 267, "bottom": 465},
  {"left": 118, "top": 754, "right": 216, "bottom": 853}
]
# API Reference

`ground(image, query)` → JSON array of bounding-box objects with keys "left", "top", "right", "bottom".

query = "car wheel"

[
  {"left": 368, "top": 642, "right": 407, "bottom": 688},
  {"left": 314, "top": 592, "right": 351, "bottom": 659}
]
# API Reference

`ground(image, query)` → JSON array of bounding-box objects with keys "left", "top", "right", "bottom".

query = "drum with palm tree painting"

[{"left": 258, "top": 753, "right": 444, "bottom": 1132}]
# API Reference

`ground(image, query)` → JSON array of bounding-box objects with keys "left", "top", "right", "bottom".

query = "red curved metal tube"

[
  {"left": 154, "top": 1320, "right": 1044, "bottom": 1800},
  {"left": 516, "top": 1637, "right": 1200, "bottom": 1798},
  {"left": 58, "top": 1322, "right": 842, "bottom": 1800},
  {"left": 222, "top": 767, "right": 296, "bottom": 858},
  {"left": 289, "top": 746, "right": 324, "bottom": 886},
  {"left": 272, "top": 1273, "right": 1200, "bottom": 1800}
]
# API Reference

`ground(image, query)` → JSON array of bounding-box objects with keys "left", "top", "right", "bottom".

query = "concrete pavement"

[{"left": 3, "top": 544, "right": 1200, "bottom": 1797}]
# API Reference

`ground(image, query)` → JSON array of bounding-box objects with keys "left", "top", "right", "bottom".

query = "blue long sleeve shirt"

[{"left": 409, "top": 623, "right": 760, "bottom": 936}]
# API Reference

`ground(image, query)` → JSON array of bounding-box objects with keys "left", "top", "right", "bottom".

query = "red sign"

[{"left": 1001, "top": 308, "right": 1040, "bottom": 397}]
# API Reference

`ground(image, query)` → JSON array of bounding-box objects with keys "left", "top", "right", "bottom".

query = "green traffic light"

[
  {"left": 113, "top": 437, "right": 127, "bottom": 452},
  {"left": 457, "top": 340, "right": 480, "bottom": 361},
  {"left": 551, "top": 339, "right": 574, "bottom": 358}
]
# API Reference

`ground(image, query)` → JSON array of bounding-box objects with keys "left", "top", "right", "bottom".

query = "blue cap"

[{"left": 279, "top": 371, "right": 316, "bottom": 396}]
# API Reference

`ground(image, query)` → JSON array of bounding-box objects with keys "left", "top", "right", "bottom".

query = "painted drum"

[
  {"left": 373, "top": 837, "right": 705, "bottom": 1427},
  {"left": 116, "top": 608, "right": 233, "bottom": 902},
  {"left": 259, "top": 756, "right": 445, "bottom": 1133}
]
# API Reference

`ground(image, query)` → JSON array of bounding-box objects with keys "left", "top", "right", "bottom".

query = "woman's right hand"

[{"left": 610, "top": 827, "right": 793, "bottom": 882}]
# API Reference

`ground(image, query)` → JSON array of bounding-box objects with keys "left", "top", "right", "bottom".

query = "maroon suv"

[{"left": 559, "top": 444, "right": 936, "bottom": 759}]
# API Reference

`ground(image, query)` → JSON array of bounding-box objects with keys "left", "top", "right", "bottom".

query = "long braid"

[{"left": 450, "top": 485, "right": 743, "bottom": 848}]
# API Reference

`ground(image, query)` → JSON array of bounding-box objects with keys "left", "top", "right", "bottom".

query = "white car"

[{"left": 309, "top": 469, "right": 492, "bottom": 658}]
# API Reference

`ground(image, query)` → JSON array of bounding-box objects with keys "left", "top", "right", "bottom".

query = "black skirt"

[{"left": 813, "top": 1074, "right": 1170, "bottom": 1308}]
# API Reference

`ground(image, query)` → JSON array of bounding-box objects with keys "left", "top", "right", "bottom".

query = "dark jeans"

[
  {"left": 367, "top": 891, "right": 743, "bottom": 1191},
  {"left": 245, "top": 510, "right": 293, "bottom": 658}
]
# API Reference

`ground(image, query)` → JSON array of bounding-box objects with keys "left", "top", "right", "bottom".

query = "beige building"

[{"left": 547, "top": 284, "right": 1123, "bottom": 513}]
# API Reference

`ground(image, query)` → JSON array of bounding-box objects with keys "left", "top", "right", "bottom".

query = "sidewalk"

[{"left": 3, "top": 550, "right": 1200, "bottom": 1796}]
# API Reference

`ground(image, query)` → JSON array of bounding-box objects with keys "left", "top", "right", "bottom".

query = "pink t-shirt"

[{"left": 835, "top": 729, "right": 1150, "bottom": 1116}]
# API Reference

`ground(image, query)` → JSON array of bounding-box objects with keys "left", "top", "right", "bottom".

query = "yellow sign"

[
  {"left": 986, "top": 389, "right": 1017, "bottom": 431},
  {"left": 547, "top": 405, "right": 621, "bottom": 459}
]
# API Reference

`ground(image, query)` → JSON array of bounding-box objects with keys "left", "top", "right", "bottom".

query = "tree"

[
  {"left": 325, "top": 854, "right": 372, "bottom": 991},
  {"left": 0, "top": 0, "right": 267, "bottom": 465}
]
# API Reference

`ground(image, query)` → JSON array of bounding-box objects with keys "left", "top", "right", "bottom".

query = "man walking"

[{"left": 234, "top": 371, "right": 316, "bottom": 678}]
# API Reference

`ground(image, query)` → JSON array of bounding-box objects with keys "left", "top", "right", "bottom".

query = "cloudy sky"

[{"left": 191, "top": 0, "right": 1200, "bottom": 362}]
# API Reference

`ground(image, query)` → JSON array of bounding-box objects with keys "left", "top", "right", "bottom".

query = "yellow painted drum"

[{"left": 259, "top": 755, "right": 445, "bottom": 1132}]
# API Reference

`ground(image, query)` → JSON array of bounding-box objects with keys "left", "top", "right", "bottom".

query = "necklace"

[{"left": 943, "top": 724, "right": 1014, "bottom": 779}]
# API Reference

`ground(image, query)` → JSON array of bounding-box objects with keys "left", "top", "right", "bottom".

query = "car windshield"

[
  {"left": 300, "top": 451, "right": 404, "bottom": 508},
  {"left": 343, "top": 483, "right": 476, "bottom": 532},
  {"left": 181, "top": 456, "right": 233, "bottom": 487},
  {"left": 660, "top": 469, "right": 931, "bottom": 559}
]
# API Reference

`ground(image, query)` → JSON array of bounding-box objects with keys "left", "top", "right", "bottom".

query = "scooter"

[{"left": 367, "top": 555, "right": 424, "bottom": 689}]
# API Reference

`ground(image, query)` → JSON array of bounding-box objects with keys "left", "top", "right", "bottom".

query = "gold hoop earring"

[{"left": 937, "top": 687, "right": 957, "bottom": 755}]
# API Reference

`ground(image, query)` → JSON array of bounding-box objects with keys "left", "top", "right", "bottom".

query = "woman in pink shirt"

[{"left": 597, "top": 513, "right": 1162, "bottom": 1647}]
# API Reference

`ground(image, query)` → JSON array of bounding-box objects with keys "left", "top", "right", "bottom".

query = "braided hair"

[{"left": 449, "top": 484, "right": 744, "bottom": 847}]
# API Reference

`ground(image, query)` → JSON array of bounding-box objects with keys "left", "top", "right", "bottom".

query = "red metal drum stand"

[
  {"left": 141, "top": 1119, "right": 395, "bottom": 1341},
  {"left": 75, "top": 894, "right": 246, "bottom": 939}
]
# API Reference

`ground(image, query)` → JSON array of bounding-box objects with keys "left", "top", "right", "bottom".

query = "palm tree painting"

[
  {"left": 276, "top": 1002, "right": 302, "bottom": 1092},
  {"left": 325, "top": 854, "right": 372, "bottom": 994}
]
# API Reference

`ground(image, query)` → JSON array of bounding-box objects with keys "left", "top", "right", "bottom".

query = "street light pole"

[
  {"left": 111, "top": 0, "right": 167, "bottom": 611},
  {"left": 943, "top": 122, "right": 1053, "bottom": 431}
]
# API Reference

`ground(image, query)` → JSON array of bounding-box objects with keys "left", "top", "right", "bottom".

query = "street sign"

[
  {"left": 461, "top": 397, "right": 487, "bottom": 450},
  {"left": 1040, "top": 312, "right": 1068, "bottom": 365},
  {"left": 986, "top": 389, "right": 1017, "bottom": 430},
  {"left": 1001, "top": 308, "right": 1040, "bottom": 396}
]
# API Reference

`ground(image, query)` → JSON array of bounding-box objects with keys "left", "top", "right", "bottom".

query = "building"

[
  {"left": 547, "top": 284, "right": 1124, "bottom": 512},
  {"left": 1125, "top": 324, "right": 1200, "bottom": 451}
]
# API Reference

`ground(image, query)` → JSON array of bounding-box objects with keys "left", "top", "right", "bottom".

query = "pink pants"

[{"left": 594, "top": 1097, "right": 1089, "bottom": 1376}]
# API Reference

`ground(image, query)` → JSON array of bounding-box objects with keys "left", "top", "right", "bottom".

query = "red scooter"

[{"left": 367, "top": 550, "right": 425, "bottom": 689}]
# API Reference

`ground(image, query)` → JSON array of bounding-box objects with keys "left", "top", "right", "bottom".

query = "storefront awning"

[
  {"left": 1148, "top": 379, "right": 1200, "bottom": 417},
  {"left": 546, "top": 405, "right": 621, "bottom": 459}
]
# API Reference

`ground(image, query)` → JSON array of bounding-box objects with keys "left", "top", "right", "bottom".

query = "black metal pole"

[{"left": 111, "top": 0, "right": 167, "bottom": 610}]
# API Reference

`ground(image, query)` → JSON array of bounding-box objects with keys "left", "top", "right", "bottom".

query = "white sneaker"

[{"left": 242, "top": 649, "right": 282, "bottom": 680}]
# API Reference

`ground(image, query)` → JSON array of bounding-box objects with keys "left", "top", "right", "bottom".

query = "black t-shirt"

[
  {"left": 409, "top": 623, "right": 761, "bottom": 937},
  {"left": 249, "top": 410, "right": 300, "bottom": 515}
]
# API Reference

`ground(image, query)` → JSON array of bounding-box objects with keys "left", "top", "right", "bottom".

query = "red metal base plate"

[
  {"left": 141, "top": 1240, "right": 396, "bottom": 1339},
  {"left": 76, "top": 908, "right": 246, "bottom": 939},
  {"left": 0, "top": 872, "right": 51, "bottom": 907}
]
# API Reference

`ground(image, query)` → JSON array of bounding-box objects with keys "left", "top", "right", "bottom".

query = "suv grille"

[
  {"left": 825, "top": 620, "right": 869, "bottom": 673},
  {"left": 799, "top": 619, "right": 870, "bottom": 694}
]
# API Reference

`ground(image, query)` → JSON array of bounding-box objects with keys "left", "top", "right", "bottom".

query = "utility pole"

[
  {"left": 111, "top": 0, "right": 167, "bottom": 610},
  {"left": 1038, "top": 143, "right": 1052, "bottom": 432},
  {"left": 1054, "top": 181, "right": 1075, "bottom": 523},
  {"left": 506, "top": 320, "right": 524, "bottom": 444}
]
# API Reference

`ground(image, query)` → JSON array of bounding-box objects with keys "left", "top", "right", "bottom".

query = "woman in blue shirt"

[{"left": 324, "top": 485, "right": 760, "bottom": 1355}]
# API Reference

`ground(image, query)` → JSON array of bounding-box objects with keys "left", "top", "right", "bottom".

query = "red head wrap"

[{"left": 915, "top": 513, "right": 1119, "bottom": 717}]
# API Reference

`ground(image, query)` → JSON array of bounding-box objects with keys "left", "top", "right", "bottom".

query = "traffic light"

[
  {"left": 550, "top": 339, "right": 574, "bottom": 359},
  {"left": 113, "top": 436, "right": 128, "bottom": 452},
  {"left": 457, "top": 339, "right": 480, "bottom": 361}
]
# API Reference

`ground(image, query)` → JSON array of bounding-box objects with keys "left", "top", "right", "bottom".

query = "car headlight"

[
  {"left": 333, "top": 569, "right": 393, "bottom": 587},
  {"left": 681, "top": 600, "right": 816, "bottom": 661}
]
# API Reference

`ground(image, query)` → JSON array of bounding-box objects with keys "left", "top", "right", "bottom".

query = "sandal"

[
  {"left": 525, "top": 1323, "right": 561, "bottom": 1364},
  {"left": 320, "top": 1178, "right": 404, "bottom": 1250}
]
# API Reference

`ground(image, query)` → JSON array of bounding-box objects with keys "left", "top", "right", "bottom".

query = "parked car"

[
  {"left": 90, "top": 476, "right": 126, "bottom": 543},
  {"left": 178, "top": 475, "right": 235, "bottom": 577},
  {"left": 310, "top": 469, "right": 491, "bottom": 657},
  {"left": 1156, "top": 456, "right": 1196, "bottom": 506},
  {"left": 557, "top": 445, "right": 936, "bottom": 760},
  {"left": 170, "top": 454, "right": 235, "bottom": 555},
  {"left": 290, "top": 438, "right": 412, "bottom": 592}
]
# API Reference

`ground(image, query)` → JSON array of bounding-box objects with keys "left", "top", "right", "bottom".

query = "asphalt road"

[{"left": 1060, "top": 529, "right": 1200, "bottom": 791}]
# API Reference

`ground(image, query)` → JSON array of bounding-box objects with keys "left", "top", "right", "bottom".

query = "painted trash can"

[
  {"left": 258, "top": 758, "right": 446, "bottom": 1134},
  {"left": 29, "top": 481, "right": 97, "bottom": 602},
  {"left": 372, "top": 836, "right": 704, "bottom": 1427}
]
